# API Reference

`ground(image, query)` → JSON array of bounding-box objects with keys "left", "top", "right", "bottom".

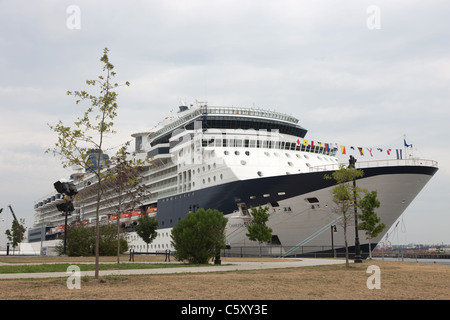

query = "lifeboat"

[
  {"left": 131, "top": 209, "right": 145, "bottom": 221},
  {"left": 146, "top": 207, "right": 157, "bottom": 218},
  {"left": 119, "top": 212, "right": 132, "bottom": 224},
  {"left": 99, "top": 215, "right": 108, "bottom": 224}
]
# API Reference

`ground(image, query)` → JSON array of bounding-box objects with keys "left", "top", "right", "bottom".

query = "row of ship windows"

[
  {"left": 201, "top": 139, "right": 336, "bottom": 156},
  {"left": 128, "top": 232, "right": 170, "bottom": 241},
  {"left": 222, "top": 149, "right": 337, "bottom": 163},
  {"left": 130, "top": 243, "right": 173, "bottom": 251}
]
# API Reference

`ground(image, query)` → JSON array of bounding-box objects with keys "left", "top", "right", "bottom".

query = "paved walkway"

[{"left": 0, "top": 258, "right": 346, "bottom": 280}]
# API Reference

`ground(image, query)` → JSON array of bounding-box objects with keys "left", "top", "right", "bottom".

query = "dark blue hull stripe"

[{"left": 155, "top": 165, "right": 438, "bottom": 229}]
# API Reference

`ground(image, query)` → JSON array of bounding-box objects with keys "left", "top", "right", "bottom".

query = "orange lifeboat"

[
  {"left": 119, "top": 212, "right": 132, "bottom": 223},
  {"left": 146, "top": 207, "right": 157, "bottom": 218},
  {"left": 131, "top": 209, "right": 145, "bottom": 221}
]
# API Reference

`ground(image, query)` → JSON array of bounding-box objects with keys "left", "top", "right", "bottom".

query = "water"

[{"left": 373, "top": 257, "right": 450, "bottom": 266}]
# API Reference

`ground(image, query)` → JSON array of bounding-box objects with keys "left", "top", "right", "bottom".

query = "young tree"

[
  {"left": 171, "top": 208, "right": 227, "bottom": 264},
  {"left": 5, "top": 220, "right": 26, "bottom": 254},
  {"left": 134, "top": 215, "right": 158, "bottom": 252},
  {"left": 47, "top": 48, "right": 129, "bottom": 279},
  {"left": 325, "top": 165, "right": 365, "bottom": 267},
  {"left": 358, "top": 190, "right": 385, "bottom": 259},
  {"left": 100, "top": 142, "right": 151, "bottom": 264},
  {"left": 245, "top": 206, "right": 272, "bottom": 257}
]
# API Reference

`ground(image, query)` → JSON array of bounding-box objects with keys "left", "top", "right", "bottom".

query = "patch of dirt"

[{"left": 0, "top": 257, "right": 449, "bottom": 300}]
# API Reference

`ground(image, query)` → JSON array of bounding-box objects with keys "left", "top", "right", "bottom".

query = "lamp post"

[
  {"left": 331, "top": 224, "right": 337, "bottom": 258},
  {"left": 54, "top": 181, "right": 77, "bottom": 255},
  {"left": 349, "top": 156, "right": 362, "bottom": 263}
]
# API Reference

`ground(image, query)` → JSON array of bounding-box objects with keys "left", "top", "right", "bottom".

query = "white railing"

[{"left": 309, "top": 158, "right": 438, "bottom": 173}]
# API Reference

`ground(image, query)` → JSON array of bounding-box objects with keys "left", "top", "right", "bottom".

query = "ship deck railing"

[{"left": 309, "top": 158, "right": 438, "bottom": 173}]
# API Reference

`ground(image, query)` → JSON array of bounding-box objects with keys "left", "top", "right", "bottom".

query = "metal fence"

[{"left": 221, "top": 245, "right": 366, "bottom": 259}]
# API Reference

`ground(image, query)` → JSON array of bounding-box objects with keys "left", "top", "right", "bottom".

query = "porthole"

[
  {"left": 257, "top": 171, "right": 263, "bottom": 177},
  {"left": 288, "top": 161, "right": 294, "bottom": 167},
  {"left": 235, "top": 151, "right": 240, "bottom": 156},
  {"left": 245, "top": 151, "right": 250, "bottom": 156},
  {"left": 240, "top": 160, "right": 247, "bottom": 165}
]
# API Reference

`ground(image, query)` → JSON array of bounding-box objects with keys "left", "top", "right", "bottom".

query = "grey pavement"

[{"left": 0, "top": 258, "right": 346, "bottom": 280}]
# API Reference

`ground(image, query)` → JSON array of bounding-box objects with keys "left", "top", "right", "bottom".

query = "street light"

[
  {"left": 54, "top": 180, "right": 78, "bottom": 255},
  {"left": 331, "top": 224, "right": 337, "bottom": 258},
  {"left": 349, "top": 156, "right": 363, "bottom": 263}
]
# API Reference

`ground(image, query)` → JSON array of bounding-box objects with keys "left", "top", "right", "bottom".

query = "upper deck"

[{"left": 146, "top": 105, "right": 307, "bottom": 147}]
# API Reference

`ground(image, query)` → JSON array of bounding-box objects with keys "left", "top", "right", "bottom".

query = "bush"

[
  {"left": 171, "top": 208, "right": 227, "bottom": 264},
  {"left": 57, "top": 224, "right": 128, "bottom": 256}
]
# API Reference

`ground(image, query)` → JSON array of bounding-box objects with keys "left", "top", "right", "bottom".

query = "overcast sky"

[{"left": 1, "top": 0, "right": 449, "bottom": 247}]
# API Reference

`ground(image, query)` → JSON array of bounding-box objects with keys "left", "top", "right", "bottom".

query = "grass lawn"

[{"left": 0, "top": 262, "right": 208, "bottom": 274}]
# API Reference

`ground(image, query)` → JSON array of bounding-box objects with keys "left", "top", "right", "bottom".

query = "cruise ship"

[{"left": 28, "top": 102, "right": 438, "bottom": 257}]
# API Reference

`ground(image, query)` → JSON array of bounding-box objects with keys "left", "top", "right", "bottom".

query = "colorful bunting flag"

[
  {"left": 358, "top": 147, "right": 364, "bottom": 156},
  {"left": 404, "top": 139, "right": 412, "bottom": 148}
]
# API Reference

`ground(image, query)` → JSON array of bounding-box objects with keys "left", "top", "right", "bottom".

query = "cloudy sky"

[{"left": 1, "top": 0, "right": 449, "bottom": 247}]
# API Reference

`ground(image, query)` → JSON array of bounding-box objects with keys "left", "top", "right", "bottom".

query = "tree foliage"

[
  {"left": 57, "top": 224, "right": 128, "bottom": 257},
  {"left": 100, "top": 141, "right": 151, "bottom": 263},
  {"left": 171, "top": 208, "right": 227, "bottom": 264},
  {"left": 5, "top": 220, "right": 26, "bottom": 253},
  {"left": 325, "top": 165, "right": 365, "bottom": 267},
  {"left": 246, "top": 206, "right": 272, "bottom": 256},
  {"left": 358, "top": 190, "right": 385, "bottom": 259},
  {"left": 134, "top": 215, "right": 158, "bottom": 252}
]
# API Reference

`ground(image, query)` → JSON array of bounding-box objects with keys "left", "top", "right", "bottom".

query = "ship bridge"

[{"left": 137, "top": 104, "right": 308, "bottom": 155}]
